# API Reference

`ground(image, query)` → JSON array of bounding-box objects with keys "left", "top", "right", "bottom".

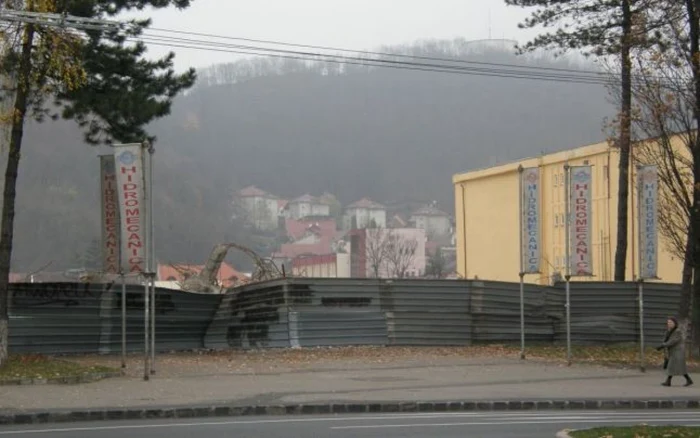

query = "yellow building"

[{"left": 453, "top": 138, "right": 684, "bottom": 285}]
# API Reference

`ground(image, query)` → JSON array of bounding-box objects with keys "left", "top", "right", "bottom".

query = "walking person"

[{"left": 656, "top": 316, "right": 693, "bottom": 387}]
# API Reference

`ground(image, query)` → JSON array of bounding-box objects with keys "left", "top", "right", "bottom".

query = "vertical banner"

[
  {"left": 99, "top": 155, "right": 121, "bottom": 274},
  {"left": 520, "top": 167, "right": 541, "bottom": 274},
  {"left": 569, "top": 165, "right": 593, "bottom": 276},
  {"left": 638, "top": 165, "right": 658, "bottom": 279},
  {"left": 114, "top": 143, "right": 146, "bottom": 274}
]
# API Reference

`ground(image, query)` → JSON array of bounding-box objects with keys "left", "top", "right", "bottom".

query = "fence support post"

[
  {"left": 519, "top": 272, "right": 526, "bottom": 360},
  {"left": 638, "top": 278, "right": 645, "bottom": 373},
  {"left": 565, "top": 275, "right": 572, "bottom": 367},
  {"left": 120, "top": 272, "right": 126, "bottom": 370}
]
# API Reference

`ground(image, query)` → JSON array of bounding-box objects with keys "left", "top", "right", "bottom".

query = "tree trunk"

[
  {"left": 0, "top": 17, "right": 35, "bottom": 367},
  {"left": 693, "top": 267, "right": 700, "bottom": 357},
  {"left": 684, "top": 0, "right": 700, "bottom": 348},
  {"left": 614, "top": 0, "right": 633, "bottom": 282}
]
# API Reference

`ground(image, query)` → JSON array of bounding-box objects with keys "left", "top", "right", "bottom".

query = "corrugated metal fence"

[
  {"left": 9, "top": 283, "right": 220, "bottom": 354},
  {"left": 7, "top": 279, "right": 683, "bottom": 354}
]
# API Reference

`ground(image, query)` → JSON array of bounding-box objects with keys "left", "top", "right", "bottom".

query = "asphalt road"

[{"left": 1, "top": 411, "right": 700, "bottom": 438}]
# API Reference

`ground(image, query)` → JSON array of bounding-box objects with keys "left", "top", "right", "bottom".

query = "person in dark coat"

[{"left": 656, "top": 316, "right": 693, "bottom": 387}]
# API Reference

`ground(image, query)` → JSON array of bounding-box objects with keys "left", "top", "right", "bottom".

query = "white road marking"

[
  {"left": 0, "top": 411, "right": 698, "bottom": 435},
  {"left": 331, "top": 417, "right": 700, "bottom": 430}
]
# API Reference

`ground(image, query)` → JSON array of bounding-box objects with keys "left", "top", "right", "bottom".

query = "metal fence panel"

[
  {"left": 296, "top": 310, "right": 387, "bottom": 347},
  {"left": 9, "top": 283, "right": 221, "bottom": 354}
]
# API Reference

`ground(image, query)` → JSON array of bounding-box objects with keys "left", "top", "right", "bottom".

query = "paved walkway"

[{"left": 1, "top": 348, "right": 698, "bottom": 412}]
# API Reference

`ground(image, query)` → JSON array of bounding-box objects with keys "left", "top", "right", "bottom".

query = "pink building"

[{"left": 349, "top": 228, "right": 426, "bottom": 278}]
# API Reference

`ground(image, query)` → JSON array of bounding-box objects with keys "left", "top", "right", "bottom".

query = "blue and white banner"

[
  {"left": 99, "top": 154, "right": 120, "bottom": 274},
  {"left": 638, "top": 165, "right": 658, "bottom": 280},
  {"left": 114, "top": 143, "right": 146, "bottom": 274},
  {"left": 569, "top": 165, "right": 593, "bottom": 276},
  {"left": 520, "top": 167, "right": 541, "bottom": 274}
]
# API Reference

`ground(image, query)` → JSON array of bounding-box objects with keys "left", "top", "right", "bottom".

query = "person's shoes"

[
  {"left": 685, "top": 381, "right": 694, "bottom": 387},
  {"left": 662, "top": 381, "right": 671, "bottom": 387}
]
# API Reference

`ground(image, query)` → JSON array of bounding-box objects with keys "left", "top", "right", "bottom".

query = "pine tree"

[
  {"left": 505, "top": 0, "right": 654, "bottom": 281},
  {"left": 0, "top": 0, "right": 196, "bottom": 366}
]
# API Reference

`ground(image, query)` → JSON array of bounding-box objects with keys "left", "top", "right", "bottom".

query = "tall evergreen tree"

[
  {"left": 0, "top": 0, "right": 196, "bottom": 366},
  {"left": 504, "top": 0, "right": 649, "bottom": 281}
]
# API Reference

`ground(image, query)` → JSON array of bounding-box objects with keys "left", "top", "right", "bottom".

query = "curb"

[
  {"left": 1, "top": 398, "right": 699, "bottom": 426},
  {"left": 0, "top": 372, "right": 122, "bottom": 386}
]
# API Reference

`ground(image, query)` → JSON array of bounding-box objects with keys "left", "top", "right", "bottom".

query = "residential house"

[
  {"left": 274, "top": 217, "right": 343, "bottom": 262},
  {"left": 284, "top": 217, "right": 337, "bottom": 242},
  {"left": 234, "top": 186, "right": 281, "bottom": 231},
  {"left": 343, "top": 198, "right": 387, "bottom": 230},
  {"left": 410, "top": 205, "right": 452, "bottom": 238},
  {"left": 285, "top": 194, "right": 331, "bottom": 220},
  {"left": 348, "top": 227, "right": 426, "bottom": 278}
]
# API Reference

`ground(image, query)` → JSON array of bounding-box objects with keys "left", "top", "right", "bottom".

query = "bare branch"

[{"left": 385, "top": 234, "right": 419, "bottom": 278}]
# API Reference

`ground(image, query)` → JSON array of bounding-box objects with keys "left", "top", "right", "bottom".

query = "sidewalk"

[{"left": 1, "top": 347, "right": 698, "bottom": 413}]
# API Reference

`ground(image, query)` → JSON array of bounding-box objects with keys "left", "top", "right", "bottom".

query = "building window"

[
  {"left": 554, "top": 213, "right": 560, "bottom": 227},
  {"left": 554, "top": 174, "right": 559, "bottom": 187}
]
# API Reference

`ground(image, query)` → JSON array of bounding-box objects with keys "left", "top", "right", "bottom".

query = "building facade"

[
  {"left": 343, "top": 198, "right": 387, "bottom": 230},
  {"left": 453, "top": 139, "right": 683, "bottom": 285},
  {"left": 235, "top": 186, "right": 281, "bottom": 231},
  {"left": 286, "top": 194, "right": 331, "bottom": 219},
  {"left": 291, "top": 253, "right": 351, "bottom": 278},
  {"left": 410, "top": 205, "right": 452, "bottom": 238}
]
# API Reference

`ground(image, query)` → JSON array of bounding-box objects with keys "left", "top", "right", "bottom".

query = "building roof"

[
  {"left": 389, "top": 214, "right": 408, "bottom": 228},
  {"left": 452, "top": 139, "right": 611, "bottom": 185},
  {"left": 346, "top": 197, "right": 385, "bottom": 210},
  {"left": 289, "top": 194, "right": 317, "bottom": 204},
  {"left": 288, "top": 194, "right": 334, "bottom": 206},
  {"left": 238, "top": 185, "right": 275, "bottom": 198},
  {"left": 285, "top": 217, "right": 337, "bottom": 241},
  {"left": 411, "top": 206, "right": 450, "bottom": 218}
]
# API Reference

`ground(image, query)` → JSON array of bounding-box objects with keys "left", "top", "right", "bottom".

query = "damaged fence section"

[{"left": 7, "top": 279, "right": 681, "bottom": 355}]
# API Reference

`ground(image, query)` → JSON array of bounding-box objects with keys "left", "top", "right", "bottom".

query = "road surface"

[{"left": 1, "top": 411, "right": 699, "bottom": 438}]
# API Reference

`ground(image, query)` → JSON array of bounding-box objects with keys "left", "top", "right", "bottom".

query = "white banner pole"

[
  {"left": 146, "top": 142, "right": 156, "bottom": 375},
  {"left": 120, "top": 271, "right": 126, "bottom": 370},
  {"left": 518, "top": 165, "right": 526, "bottom": 360},
  {"left": 564, "top": 164, "right": 572, "bottom": 367},
  {"left": 637, "top": 164, "right": 659, "bottom": 372}
]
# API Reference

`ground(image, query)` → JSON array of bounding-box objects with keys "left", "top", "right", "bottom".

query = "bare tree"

[
  {"left": 385, "top": 234, "right": 419, "bottom": 278},
  {"left": 365, "top": 227, "right": 391, "bottom": 278},
  {"left": 426, "top": 248, "right": 447, "bottom": 279}
]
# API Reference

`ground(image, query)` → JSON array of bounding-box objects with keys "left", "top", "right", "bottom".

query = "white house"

[
  {"left": 410, "top": 205, "right": 452, "bottom": 238},
  {"left": 286, "top": 194, "right": 331, "bottom": 220},
  {"left": 343, "top": 198, "right": 387, "bottom": 230},
  {"left": 234, "top": 186, "right": 280, "bottom": 231}
]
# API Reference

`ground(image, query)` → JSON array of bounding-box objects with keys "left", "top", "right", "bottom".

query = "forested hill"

[{"left": 12, "top": 38, "right": 613, "bottom": 272}]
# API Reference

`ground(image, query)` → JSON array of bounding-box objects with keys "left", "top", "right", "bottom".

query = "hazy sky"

[{"left": 126, "top": 0, "right": 539, "bottom": 71}]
